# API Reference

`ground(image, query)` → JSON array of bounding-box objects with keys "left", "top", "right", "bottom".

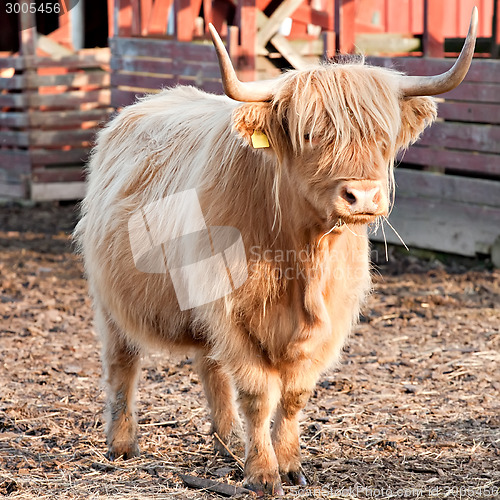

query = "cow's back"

[{"left": 75, "top": 86, "right": 238, "bottom": 349}]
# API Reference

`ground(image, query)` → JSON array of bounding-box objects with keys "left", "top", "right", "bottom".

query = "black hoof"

[
  {"left": 106, "top": 443, "right": 140, "bottom": 461},
  {"left": 281, "top": 469, "right": 307, "bottom": 486},
  {"left": 244, "top": 479, "right": 284, "bottom": 497}
]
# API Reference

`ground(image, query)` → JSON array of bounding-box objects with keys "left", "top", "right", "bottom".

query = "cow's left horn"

[
  {"left": 209, "top": 24, "right": 275, "bottom": 102},
  {"left": 399, "top": 7, "right": 478, "bottom": 97}
]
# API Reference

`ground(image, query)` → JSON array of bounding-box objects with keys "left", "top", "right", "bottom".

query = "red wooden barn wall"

[{"left": 356, "top": 0, "right": 493, "bottom": 37}]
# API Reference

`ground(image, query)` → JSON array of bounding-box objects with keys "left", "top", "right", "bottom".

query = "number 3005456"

[{"left": 5, "top": 3, "right": 62, "bottom": 14}]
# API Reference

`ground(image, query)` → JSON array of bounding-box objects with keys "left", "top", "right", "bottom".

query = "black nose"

[{"left": 341, "top": 188, "right": 357, "bottom": 205}]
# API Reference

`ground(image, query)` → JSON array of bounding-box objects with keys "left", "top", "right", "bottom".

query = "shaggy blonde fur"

[{"left": 75, "top": 60, "right": 437, "bottom": 494}]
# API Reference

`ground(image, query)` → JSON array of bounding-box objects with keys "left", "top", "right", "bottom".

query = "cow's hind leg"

[
  {"left": 97, "top": 307, "right": 141, "bottom": 460},
  {"left": 194, "top": 352, "right": 243, "bottom": 455}
]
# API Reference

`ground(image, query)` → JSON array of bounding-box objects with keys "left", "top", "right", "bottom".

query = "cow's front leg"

[
  {"left": 237, "top": 371, "right": 283, "bottom": 496},
  {"left": 272, "top": 387, "right": 311, "bottom": 486}
]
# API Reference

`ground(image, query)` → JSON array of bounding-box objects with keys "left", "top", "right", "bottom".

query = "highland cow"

[{"left": 75, "top": 10, "right": 477, "bottom": 496}]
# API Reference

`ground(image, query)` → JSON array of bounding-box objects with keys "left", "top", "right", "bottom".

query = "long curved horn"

[
  {"left": 399, "top": 7, "right": 477, "bottom": 97},
  {"left": 209, "top": 23, "right": 276, "bottom": 102}
]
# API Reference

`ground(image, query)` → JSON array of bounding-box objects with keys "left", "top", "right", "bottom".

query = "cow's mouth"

[
  {"left": 325, "top": 213, "right": 383, "bottom": 229},
  {"left": 343, "top": 213, "right": 384, "bottom": 225}
]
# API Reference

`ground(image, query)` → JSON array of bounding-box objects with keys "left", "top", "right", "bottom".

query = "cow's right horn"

[
  {"left": 399, "top": 7, "right": 478, "bottom": 97},
  {"left": 209, "top": 24, "right": 275, "bottom": 102}
]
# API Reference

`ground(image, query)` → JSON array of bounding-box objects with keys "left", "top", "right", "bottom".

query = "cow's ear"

[
  {"left": 232, "top": 102, "right": 274, "bottom": 147},
  {"left": 396, "top": 96, "right": 437, "bottom": 150}
]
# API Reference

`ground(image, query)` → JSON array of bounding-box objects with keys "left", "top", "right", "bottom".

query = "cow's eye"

[{"left": 304, "top": 133, "right": 311, "bottom": 141}]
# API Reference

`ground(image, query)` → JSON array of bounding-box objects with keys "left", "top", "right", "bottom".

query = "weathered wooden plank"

[
  {"left": 1, "top": 72, "right": 109, "bottom": 92},
  {"left": 28, "top": 108, "right": 113, "bottom": 127},
  {"left": 111, "top": 88, "right": 147, "bottom": 108},
  {"left": 0, "top": 57, "right": 25, "bottom": 70},
  {"left": 110, "top": 57, "right": 221, "bottom": 79},
  {"left": 401, "top": 146, "right": 500, "bottom": 177},
  {"left": 418, "top": 121, "right": 500, "bottom": 155},
  {"left": 0, "top": 166, "right": 24, "bottom": 184},
  {"left": 0, "top": 182, "right": 26, "bottom": 199},
  {"left": 255, "top": 11, "right": 307, "bottom": 69},
  {"left": 23, "top": 51, "right": 110, "bottom": 69},
  {"left": 29, "top": 129, "right": 97, "bottom": 148},
  {"left": 111, "top": 72, "right": 176, "bottom": 90},
  {"left": 112, "top": 71, "right": 221, "bottom": 90},
  {"left": 0, "top": 51, "right": 109, "bottom": 72},
  {"left": 0, "top": 93, "right": 28, "bottom": 108},
  {"left": 37, "top": 34, "right": 74, "bottom": 57},
  {"left": 110, "top": 56, "right": 172, "bottom": 73},
  {"left": 0, "top": 75, "right": 25, "bottom": 90},
  {"left": 32, "top": 167, "right": 85, "bottom": 183},
  {"left": 441, "top": 81, "right": 500, "bottom": 103},
  {"left": 110, "top": 37, "right": 217, "bottom": 62},
  {"left": 0, "top": 150, "right": 31, "bottom": 174},
  {"left": 0, "top": 89, "right": 110, "bottom": 109},
  {"left": 176, "top": 78, "right": 223, "bottom": 94},
  {"left": 269, "top": 33, "right": 308, "bottom": 69},
  {"left": 199, "top": 80, "right": 223, "bottom": 95},
  {"left": 30, "top": 181, "right": 87, "bottom": 201},
  {"left": 111, "top": 81, "right": 222, "bottom": 107},
  {"left": 0, "top": 111, "right": 29, "bottom": 127},
  {"left": 31, "top": 148, "right": 91, "bottom": 166},
  {"left": 257, "top": 0, "right": 304, "bottom": 48},
  {"left": 27, "top": 72, "right": 111, "bottom": 89},
  {"left": 110, "top": 37, "right": 174, "bottom": 58},
  {"left": 437, "top": 101, "right": 500, "bottom": 125},
  {"left": 288, "top": 39, "right": 325, "bottom": 57},
  {"left": 355, "top": 34, "right": 421, "bottom": 55},
  {"left": 368, "top": 57, "right": 500, "bottom": 85},
  {"left": 0, "top": 130, "right": 30, "bottom": 147},
  {"left": 394, "top": 169, "right": 500, "bottom": 208},
  {"left": 371, "top": 196, "right": 500, "bottom": 256},
  {"left": 27, "top": 89, "right": 111, "bottom": 108}
]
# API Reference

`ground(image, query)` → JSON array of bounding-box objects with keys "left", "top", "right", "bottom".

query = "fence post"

[
  {"left": 334, "top": 0, "right": 355, "bottom": 54},
  {"left": 423, "top": 0, "right": 444, "bottom": 57},
  {"left": 175, "top": 0, "right": 194, "bottom": 41},
  {"left": 236, "top": 0, "right": 257, "bottom": 81},
  {"left": 492, "top": 0, "right": 500, "bottom": 58}
]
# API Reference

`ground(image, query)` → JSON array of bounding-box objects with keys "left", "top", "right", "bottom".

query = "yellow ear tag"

[{"left": 251, "top": 130, "right": 270, "bottom": 149}]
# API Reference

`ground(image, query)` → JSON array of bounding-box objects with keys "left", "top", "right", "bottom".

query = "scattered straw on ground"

[{"left": 1, "top": 203, "right": 499, "bottom": 499}]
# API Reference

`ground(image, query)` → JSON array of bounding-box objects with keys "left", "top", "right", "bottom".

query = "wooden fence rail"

[
  {"left": 369, "top": 57, "right": 500, "bottom": 258},
  {"left": 0, "top": 49, "right": 112, "bottom": 200}
]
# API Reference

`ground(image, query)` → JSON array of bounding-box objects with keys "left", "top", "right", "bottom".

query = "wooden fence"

[
  {"left": 0, "top": 49, "right": 111, "bottom": 200},
  {"left": 2, "top": 0, "right": 500, "bottom": 261},
  {"left": 369, "top": 57, "right": 500, "bottom": 258},
  {"left": 110, "top": 38, "right": 223, "bottom": 108}
]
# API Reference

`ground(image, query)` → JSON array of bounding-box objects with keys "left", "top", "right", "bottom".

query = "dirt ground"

[{"left": 0, "top": 202, "right": 499, "bottom": 500}]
